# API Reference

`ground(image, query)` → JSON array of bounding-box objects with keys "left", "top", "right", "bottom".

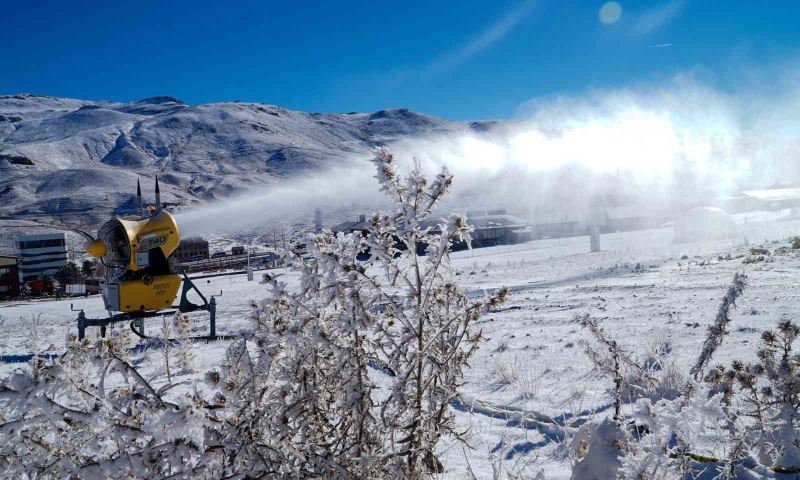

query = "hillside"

[{"left": 0, "top": 93, "right": 470, "bottom": 230}]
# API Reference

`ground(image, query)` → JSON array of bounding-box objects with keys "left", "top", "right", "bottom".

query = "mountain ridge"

[{"left": 0, "top": 93, "right": 474, "bottom": 230}]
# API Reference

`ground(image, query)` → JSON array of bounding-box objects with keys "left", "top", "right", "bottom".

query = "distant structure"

[
  {"left": 14, "top": 233, "right": 67, "bottom": 282},
  {"left": 314, "top": 208, "right": 323, "bottom": 233},
  {"left": 332, "top": 211, "right": 533, "bottom": 252},
  {"left": 0, "top": 255, "right": 21, "bottom": 298},
  {"left": 331, "top": 214, "right": 369, "bottom": 237},
  {"left": 532, "top": 196, "right": 668, "bottom": 239},
  {"left": 172, "top": 237, "right": 210, "bottom": 263},
  {"left": 587, "top": 206, "right": 605, "bottom": 253},
  {"left": 713, "top": 186, "right": 800, "bottom": 213},
  {"left": 439, "top": 211, "right": 533, "bottom": 248}
]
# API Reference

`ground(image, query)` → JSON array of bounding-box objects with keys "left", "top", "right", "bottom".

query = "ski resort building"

[
  {"left": 711, "top": 186, "right": 800, "bottom": 213},
  {"left": 173, "top": 237, "right": 210, "bottom": 263},
  {"left": 530, "top": 195, "right": 671, "bottom": 238},
  {"left": 332, "top": 212, "right": 533, "bottom": 252},
  {"left": 424, "top": 212, "right": 533, "bottom": 248},
  {"left": 331, "top": 215, "right": 371, "bottom": 237},
  {"left": 14, "top": 233, "right": 68, "bottom": 282},
  {"left": 0, "top": 255, "right": 21, "bottom": 298},
  {"left": 739, "top": 187, "right": 800, "bottom": 211}
]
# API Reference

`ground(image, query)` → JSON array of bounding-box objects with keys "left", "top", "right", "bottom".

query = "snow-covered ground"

[{"left": 3, "top": 214, "right": 800, "bottom": 478}]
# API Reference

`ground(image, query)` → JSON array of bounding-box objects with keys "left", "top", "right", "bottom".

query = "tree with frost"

[
  {"left": 238, "top": 148, "right": 505, "bottom": 478},
  {"left": 365, "top": 148, "right": 507, "bottom": 477},
  {"left": 0, "top": 147, "right": 503, "bottom": 479}
]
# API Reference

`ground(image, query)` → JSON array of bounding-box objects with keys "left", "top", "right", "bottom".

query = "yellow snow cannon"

[
  {"left": 78, "top": 177, "right": 219, "bottom": 340},
  {"left": 87, "top": 178, "right": 181, "bottom": 312}
]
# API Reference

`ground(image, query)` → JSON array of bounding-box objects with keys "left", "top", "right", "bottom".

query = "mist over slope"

[{"left": 0, "top": 93, "right": 471, "bottom": 229}]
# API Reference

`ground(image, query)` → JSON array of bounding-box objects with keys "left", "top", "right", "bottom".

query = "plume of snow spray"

[
  {"left": 177, "top": 70, "right": 800, "bottom": 236},
  {"left": 176, "top": 164, "right": 387, "bottom": 237}
]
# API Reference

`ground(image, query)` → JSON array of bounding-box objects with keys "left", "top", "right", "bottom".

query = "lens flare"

[{"left": 598, "top": 2, "right": 623, "bottom": 25}]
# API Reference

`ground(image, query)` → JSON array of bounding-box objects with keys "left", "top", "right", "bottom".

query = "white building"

[{"left": 14, "top": 233, "right": 68, "bottom": 282}]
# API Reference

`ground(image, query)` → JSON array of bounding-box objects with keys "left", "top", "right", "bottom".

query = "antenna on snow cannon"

[
  {"left": 154, "top": 175, "right": 162, "bottom": 213},
  {"left": 137, "top": 179, "right": 144, "bottom": 219},
  {"left": 77, "top": 176, "right": 226, "bottom": 341}
]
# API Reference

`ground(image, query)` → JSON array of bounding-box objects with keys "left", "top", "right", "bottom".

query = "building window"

[
  {"left": 0, "top": 285, "right": 9, "bottom": 292},
  {"left": 19, "top": 256, "right": 68, "bottom": 266},
  {"left": 0, "top": 268, "right": 8, "bottom": 277},
  {"left": 18, "top": 239, "right": 66, "bottom": 249}
]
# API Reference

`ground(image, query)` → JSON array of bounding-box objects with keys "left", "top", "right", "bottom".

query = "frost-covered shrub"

[
  {"left": 0, "top": 333, "right": 217, "bottom": 478},
  {"left": 491, "top": 356, "right": 546, "bottom": 400},
  {"left": 703, "top": 320, "right": 800, "bottom": 474},
  {"left": 0, "top": 148, "right": 503, "bottom": 479},
  {"left": 617, "top": 321, "right": 800, "bottom": 478},
  {"left": 578, "top": 314, "right": 683, "bottom": 411},
  {"left": 690, "top": 271, "right": 746, "bottom": 382},
  {"left": 574, "top": 271, "right": 800, "bottom": 478},
  {"left": 213, "top": 148, "right": 506, "bottom": 478},
  {"left": 517, "top": 368, "right": 544, "bottom": 401},
  {"left": 618, "top": 385, "right": 728, "bottom": 479},
  {"left": 493, "top": 356, "right": 522, "bottom": 385}
]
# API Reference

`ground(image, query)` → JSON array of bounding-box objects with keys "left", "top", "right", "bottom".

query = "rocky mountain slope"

[{"left": 0, "top": 93, "right": 473, "bottom": 230}]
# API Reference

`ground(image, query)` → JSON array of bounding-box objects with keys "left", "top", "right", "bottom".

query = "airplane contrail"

[{"left": 649, "top": 43, "right": 673, "bottom": 48}]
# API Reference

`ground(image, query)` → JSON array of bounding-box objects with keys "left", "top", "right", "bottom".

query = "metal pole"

[
  {"left": 590, "top": 225, "right": 600, "bottom": 252},
  {"left": 209, "top": 297, "right": 216, "bottom": 337},
  {"left": 133, "top": 318, "right": 145, "bottom": 337},
  {"left": 247, "top": 248, "right": 253, "bottom": 281},
  {"left": 77, "top": 311, "right": 86, "bottom": 340}
]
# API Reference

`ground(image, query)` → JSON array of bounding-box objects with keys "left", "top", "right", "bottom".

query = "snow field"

[{"left": 2, "top": 214, "right": 800, "bottom": 477}]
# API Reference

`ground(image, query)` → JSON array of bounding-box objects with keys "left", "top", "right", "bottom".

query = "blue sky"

[{"left": 1, "top": 0, "right": 798, "bottom": 119}]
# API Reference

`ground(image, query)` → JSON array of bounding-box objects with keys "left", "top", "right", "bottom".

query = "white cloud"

[
  {"left": 422, "top": 0, "right": 538, "bottom": 77},
  {"left": 631, "top": 0, "right": 687, "bottom": 36}
]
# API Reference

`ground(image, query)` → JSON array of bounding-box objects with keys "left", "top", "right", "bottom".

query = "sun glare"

[{"left": 598, "top": 2, "right": 623, "bottom": 25}]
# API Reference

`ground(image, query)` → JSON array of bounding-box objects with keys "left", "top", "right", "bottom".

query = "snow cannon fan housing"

[{"left": 86, "top": 180, "right": 182, "bottom": 313}]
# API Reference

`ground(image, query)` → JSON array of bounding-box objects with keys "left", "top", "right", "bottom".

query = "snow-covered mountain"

[{"left": 0, "top": 93, "right": 472, "bottom": 229}]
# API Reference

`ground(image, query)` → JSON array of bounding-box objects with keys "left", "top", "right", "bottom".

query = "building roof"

[
  {"left": 332, "top": 214, "right": 529, "bottom": 235},
  {"left": 331, "top": 220, "right": 371, "bottom": 233},
  {"left": 468, "top": 214, "right": 528, "bottom": 230},
  {"left": 740, "top": 187, "right": 800, "bottom": 202},
  {"left": 421, "top": 214, "right": 528, "bottom": 232},
  {"left": 14, "top": 232, "right": 66, "bottom": 241}
]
